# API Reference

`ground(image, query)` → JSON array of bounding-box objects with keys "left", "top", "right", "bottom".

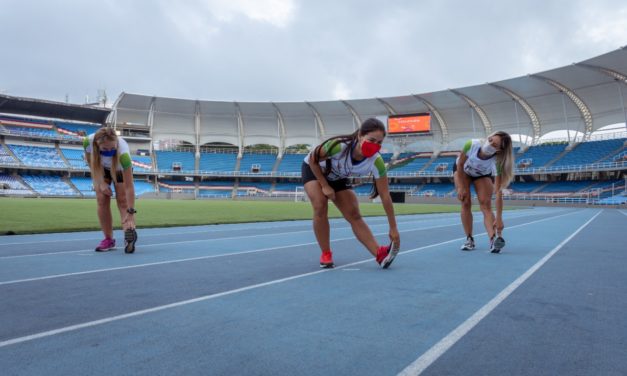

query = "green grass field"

[{"left": 0, "top": 197, "right": 464, "bottom": 235}]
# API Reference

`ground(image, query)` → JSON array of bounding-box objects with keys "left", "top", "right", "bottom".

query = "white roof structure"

[{"left": 112, "top": 47, "right": 627, "bottom": 153}]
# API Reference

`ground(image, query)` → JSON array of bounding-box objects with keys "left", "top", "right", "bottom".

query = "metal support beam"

[
  {"left": 271, "top": 103, "right": 286, "bottom": 157},
  {"left": 575, "top": 62, "right": 627, "bottom": 84},
  {"left": 341, "top": 100, "right": 362, "bottom": 130},
  {"left": 194, "top": 100, "right": 201, "bottom": 155},
  {"left": 575, "top": 63, "right": 627, "bottom": 128},
  {"left": 412, "top": 94, "right": 449, "bottom": 143},
  {"left": 108, "top": 92, "right": 125, "bottom": 128},
  {"left": 531, "top": 74, "right": 593, "bottom": 141},
  {"left": 147, "top": 97, "right": 156, "bottom": 154},
  {"left": 489, "top": 83, "right": 542, "bottom": 144},
  {"left": 449, "top": 89, "right": 493, "bottom": 137},
  {"left": 306, "top": 102, "right": 326, "bottom": 141},
  {"left": 376, "top": 98, "right": 397, "bottom": 115},
  {"left": 234, "top": 102, "right": 244, "bottom": 157}
]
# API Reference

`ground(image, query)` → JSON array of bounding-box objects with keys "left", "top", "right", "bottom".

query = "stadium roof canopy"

[
  {"left": 0, "top": 94, "right": 111, "bottom": 124},
  {"left": 113, "top": 47, "right": 627, "bottom": 152}
]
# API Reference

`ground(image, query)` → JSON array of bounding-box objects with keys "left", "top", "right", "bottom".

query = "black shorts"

[
  {"left": 104, "top": 168, "right": 124, "bottom": 184},
  {"left": 453, "top": 163, "right": 494, "bottom": 183},
  {"left": 301, "top": 162, "right": 351, "bottom": 193}
]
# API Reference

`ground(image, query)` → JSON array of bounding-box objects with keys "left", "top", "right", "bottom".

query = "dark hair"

[{"left": 312, "top": 118, "right": 386, "bottom": 198}]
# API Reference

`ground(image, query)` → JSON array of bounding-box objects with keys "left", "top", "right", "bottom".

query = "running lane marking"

[
  {"left": 0, "top": 209, "right": 569, "bottom": 259},
  {"left": 397, "top": 210, "right": 602, "bottom": 376},
  {"left": 0, "top": 210, "right": 585, "bottom": 348}
]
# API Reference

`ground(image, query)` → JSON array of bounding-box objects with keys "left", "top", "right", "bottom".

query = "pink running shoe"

[{"left": 95, "top": 237, "right": 116, "bottom": 252}]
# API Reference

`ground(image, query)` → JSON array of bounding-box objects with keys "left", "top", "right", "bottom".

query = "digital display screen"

[{"left": 387, "top": 113, "right": 431, "bottom": 134}]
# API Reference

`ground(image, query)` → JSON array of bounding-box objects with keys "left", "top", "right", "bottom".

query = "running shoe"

[
  {"left": 460, "top": 236, "right": 475, "bottom": 251},
  {"left": 124, "top": 228, "right": 138, "bottom": 254},
  {"left": 95, "top": 237, "right": 116, "bottom": 252},
  {"left": 319, "top": 250, "right": 334, "bottom": 268},
  {"left": 490, "top": 235, "right": 506, "bottom": 254},
  {"left": 377, "top": 242, "right": 400, "bottom": 269}
]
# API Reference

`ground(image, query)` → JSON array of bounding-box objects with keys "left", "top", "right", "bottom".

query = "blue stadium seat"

[
  {"left": 9, "top": 144, "right": 67, "bottom": 169},
  {"left": 551, "top": 139, "right": 626, "bottom": 167},
  {"left": 22, "top": 175, "right": 77, "bottom": 196},
  {"left": 240, "top": 153, "right": 277, "bottom": 173},
  {"left": 198, "top": 152, "right": 237, "bottom": 172},
  {"left": 156, "top": 151, "right": 195, "bottom": 172}
]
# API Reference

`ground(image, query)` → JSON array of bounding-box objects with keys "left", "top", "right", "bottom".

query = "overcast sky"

[{"left": 1, "top": 0, "right": 625, "bottom": 105}]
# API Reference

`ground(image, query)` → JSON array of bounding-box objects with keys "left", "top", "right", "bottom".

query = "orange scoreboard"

[{"left": 387, "top": 113, "right": 431, "bottom": 134}]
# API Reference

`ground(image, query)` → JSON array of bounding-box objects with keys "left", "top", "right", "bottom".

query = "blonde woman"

[
  {"left": 84, "top": 128, "right": 138, "bottom": 253},
  {"left": 453, "top": 131, "right": 514, "bottom": 253}
]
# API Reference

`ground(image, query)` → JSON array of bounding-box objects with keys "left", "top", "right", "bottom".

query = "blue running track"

[{"left": 0, "top": 207, "right": 625, "bottom": 375}]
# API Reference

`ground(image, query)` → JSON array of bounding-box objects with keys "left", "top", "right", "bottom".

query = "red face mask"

[{"left": 361, "top": 140, "right": 381, "bottom": 157}]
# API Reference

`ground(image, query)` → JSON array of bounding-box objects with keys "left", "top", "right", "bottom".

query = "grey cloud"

[{"left": 0, "top": 0, "right": 625, "bottom": 104}]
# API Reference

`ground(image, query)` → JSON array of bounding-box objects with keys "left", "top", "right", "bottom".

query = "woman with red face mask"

[{"left": 302, "top": 118, "right": 400, "bottom": 269}]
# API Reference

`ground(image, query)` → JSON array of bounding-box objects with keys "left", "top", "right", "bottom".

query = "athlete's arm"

[
  {"left": 308, "top": 145, "right": 335, "bottom": 200},
  {"left": 121, "top": 167, "right": 136, "bottom": 230}
]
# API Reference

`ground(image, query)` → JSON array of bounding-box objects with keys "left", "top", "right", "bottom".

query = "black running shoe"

[
  {"left": 124, "top": 228, "right": 138, "bottom": 254},
  {"left": 490, "top": 236, "right": 505, "bottom": 253}
]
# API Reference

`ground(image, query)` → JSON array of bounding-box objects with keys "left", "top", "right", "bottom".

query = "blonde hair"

[
  {"left": 490, "top": 131, "right": 514, "bottom": 189},
  {"left": 89, "top": 128, "right": 119, "bottom": 186}
]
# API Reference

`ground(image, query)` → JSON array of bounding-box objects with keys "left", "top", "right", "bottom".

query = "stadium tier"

[
  {"left": 0, "top": 145, "right": 19, "bottom": 165},
  {"left": 21, "top": 175, "right": 77, "bottom": 196},
  {"left": 275, "top": 154, "right": 305, "bottom": 173},
  {"left": 239, "top": 153, "right": 277, "bottom": 173},
  {"left": 55, "top": 121, "right": 100, "bottom": 135},
  {"left": 8, "top": 144, "right": 67, "bottom": 169},
  {"left": 413, "top": 183, "right": 456, "bottom": 197},
  {"left": 424, "top": 156, "right": 457, "bottom": 172},
  {"left": 132, "top": 155, "right": 154, "bottom": 172},
  {"left": 1, "top": 50, "right": 626, "bottom": 206},
  {"left": 70, "top": 177, "right": 96, "bottom": 197},
  {"left": 61, "top": 148, "right": 88, "bottom": 169},
  {"left": 198, "top": 152, "right": 238, "bottom": 172},
  {"left": 0, "top": 174, "right": 34, "bottom": 196},
  {"left": 155, "top": 151, "right": 196, "bottom": 172},
  {"left": 516, "top": 143, "right": 568, "bottom": 168},
  {"left": 388, "top": 156, "right": 432, "bottom": 173},
  {"left": 550, "top": 138, "right": 626, "bottom": 167}
]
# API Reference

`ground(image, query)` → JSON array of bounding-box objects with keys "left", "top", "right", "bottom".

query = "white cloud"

[
  {"left": 1, "top": 0, "right": 625, "bottom": 103},
  {"left": 212, "top": 0, "right": 296, "bottom": 27},
  {"left": 575, "top": 5, "right": 627, "bottom": 49},
  {"left": 331, "top": 81, "right": 351, "bottom": 100},
  {"left": 159, "top": 0, "right": 295, "bottom": 45}
]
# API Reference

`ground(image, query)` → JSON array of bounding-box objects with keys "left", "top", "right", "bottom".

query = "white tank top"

[{"left": 457, "top": 139, "right": 498, "bottom": 177}]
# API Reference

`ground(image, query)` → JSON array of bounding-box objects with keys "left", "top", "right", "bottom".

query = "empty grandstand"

[{"left": 1, "top": 48, "right": 626, "bottom": 205}]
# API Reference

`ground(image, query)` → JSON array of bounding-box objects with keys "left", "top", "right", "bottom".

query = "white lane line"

[
  {"left": 0, "top": 219, "right": 452, "bottom": 260},
  {"left": 0, "top": 215, "right": 453, "bottom": 247},
  {"left": 0, "top": 222, "right": 463, "bottom": 285},
  {"left": 397, "top": 210, "right": 602, "bottom": 376},
  {"left": 0, "top": 208, "right": 579, "bottom": 349},
  {"left": 0, "top": 209, "right": 546, "bottom": 246},
  {"left": 0, "top": 209, "right": 567, "bottom": 259},
  {"left": 0, "top": 234, "right": 488, "bottom": 348},
  {"left": 0, "top": 209, "right": 578, "bottom": 284}
]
